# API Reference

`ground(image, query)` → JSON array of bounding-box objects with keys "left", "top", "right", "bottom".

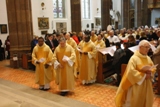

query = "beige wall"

[{"left": 0, "top": 0, "right": 9, "bottom": 47}]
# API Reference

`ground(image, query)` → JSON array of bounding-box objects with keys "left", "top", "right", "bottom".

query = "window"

[
  {"left": 82, "top": 0, "right": 90, "bottom": 19},
  {"left": 53, "top": 0, "right": 65, "bottom": 18},
  {"left": 130, "top": 0, "right": 135, "bottom": 9}
]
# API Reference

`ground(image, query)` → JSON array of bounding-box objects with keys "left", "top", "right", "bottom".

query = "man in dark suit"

[
  {"left": 52, "top": 34, "right": 59, "bottom": 48},
  {"left": 31, "top": 36, "right": 38, "bottom": 53},
  {"left": 45, "top": 34, "right": 54, "bottom": 52}
]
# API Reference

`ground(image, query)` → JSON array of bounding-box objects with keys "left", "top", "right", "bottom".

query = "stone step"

[{"left": 0, "top": 79, "right": 97, "bottom": 107}]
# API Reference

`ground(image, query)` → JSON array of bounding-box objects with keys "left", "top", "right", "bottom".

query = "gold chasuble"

[
  {"left": 79, "top": 40, "right": 97, "bottom": 83},
  {"left": 76, "top": 40, "right": 84, "bottom": 73},
  {"left": 53, "top": 44, "right": 76, "bottom": 91},
  {"left": 94, "top": 39, "right": 106, "bottom": 69},
  {"left": 94, "top": 39, "right": 106, "bottom": 49},
  {"left": 66, "top": 38, "right": 78, "bottom": 77},
  {"left": 32, "top": 43, "right": 54, "bottom": 85},
  {"left": 115, "top": 51, "right": 156, "bottom": 107},
  {"left": 66, "top": 38, "right": 77, "bottom": 50},
  {"left": 90, "top": 34, "right": 98, "bottom": 42},
  {"left": 104, "top": 33, "right": 109, "bottom": 38},
  {"left": 78, "top": 40, "right": 84, "bottom": 49}
]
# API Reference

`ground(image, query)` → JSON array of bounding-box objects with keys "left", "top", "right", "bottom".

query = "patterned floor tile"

[{"left": 0, "top": 60, "right": 160, "bottom": 107}]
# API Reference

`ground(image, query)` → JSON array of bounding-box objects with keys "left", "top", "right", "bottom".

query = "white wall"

[
  {"left": 31, "top": 0, "right": 54, "bottom": 38},
  {"left": 0, "top": 0, "right": 9, "bottom": 47},
  {"left": 81, "top": 0, "right": 101, "bottom": 31},
  {"left": 151, "top": 9, "right": 160, "bottom": 26}
]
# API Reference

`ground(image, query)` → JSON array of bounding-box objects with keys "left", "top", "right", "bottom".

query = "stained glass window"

[
  {"left": 82, "top": 0, "right": 90, "bottom": 19},
  {"left": 53, "top": 0, "right": 65, "bottom": 18}
]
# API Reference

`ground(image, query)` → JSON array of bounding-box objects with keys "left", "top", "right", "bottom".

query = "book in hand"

[
  {"left": 141, "top": 64, "right": 158, "bottom": 71},
  {"left": 95, "top": 45, "right": 100, "bottom": 49},
  {"left": 62, "top": 55, "right": 73, "bottom": 67},
  {"left": 77, "top": 47, "right": 83, "bottom": 53},
  {"left": 38, "top": 58, "right": 46, "bottom": 63}
]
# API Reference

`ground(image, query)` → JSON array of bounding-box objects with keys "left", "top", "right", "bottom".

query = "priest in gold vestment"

[
  {"left": 94, "top": 34, "right": 106, "bottom": 49},
  {"left": 32, "top": 37, "right": 54, "bottom": 90},
  {"left": 53, "top": 36, "right": 76, "bottom": 96},
  {"left": 94, "top": 33, "right": 106, "bottom": 73},
  {"left": 115, "top": 40, "right": 156, "bottom": 107},
  {"left": 90, "top": 31, "right": 97, "bottom": 42},
  {"left": 79, "top": 33, "right": 97, "bottom": 84},
  {"left": 65, "top": 33, "right": 77, "bottom": 50},
  {"left": 65, "top": 33, "right": 78, "bottom": 78}
]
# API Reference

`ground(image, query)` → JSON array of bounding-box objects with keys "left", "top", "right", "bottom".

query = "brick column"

[
  {"left": 122, "top": 0, "right": 130, "bottom": 28},
  {"left": 101, "top": 0, "right": 111, "bottom": 30},
  {"left": 142, "top": 0, "right": 151, "bottom": 26},
  {"left": 134, "top": 0, "right": 142, "bottom": 27},
  {"left": 70, "top": 0, "right": 81, "bottom": 34},
  {"left": 6, "top": 0, "right": 33, "bottom": 67}
]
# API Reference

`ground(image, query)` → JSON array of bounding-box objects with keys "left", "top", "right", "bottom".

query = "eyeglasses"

[{"left": 141, "top": 46, "right": 150, "bottom": 49}]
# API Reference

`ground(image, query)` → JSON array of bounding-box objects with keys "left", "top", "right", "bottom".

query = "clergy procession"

[
  {"left": 31, "top": 24, "right": 160, "bottom": 106},
  {"left": 2, "top": 0, "right": 160, "bottom": 106}
]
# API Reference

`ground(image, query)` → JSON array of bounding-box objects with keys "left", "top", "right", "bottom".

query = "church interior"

[{"left": 1, "top": 0, "right": 160, "bottom": 107}]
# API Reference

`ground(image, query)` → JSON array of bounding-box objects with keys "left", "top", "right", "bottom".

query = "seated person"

[
  {"left": 104, "top": 37, "right": 110, "bottom": 47},
  {"left": 128, "top": 35, "right": 137, "bottom": 47},
  {"left": 112, "top": 42, "right": 126, "bottom": 86},
  {"left": 107, "top": 30, "right": 120, "bottom": 46},
  {"left": 123, "top": 42, "right": 133, "bottom": 64},
  {"left": 139, "top": 31, "right": 148, "bottom": 41},
  {"left": 135, "top": 35, "right": 140, "bottom": 45}
]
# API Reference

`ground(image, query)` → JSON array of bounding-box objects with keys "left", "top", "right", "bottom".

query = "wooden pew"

[
  {"left": 22, "top": 53, "right": 32, "bottom": 69},
  {"left": 96, "top": 47, "right": 115, "bottom": 83},
  {"left": 96, "top": 45, "right": 143, "bottom": 84}
]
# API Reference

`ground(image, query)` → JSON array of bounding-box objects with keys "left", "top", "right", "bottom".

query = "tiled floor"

[{"left": 0, "top": 60, "right": 160, "bottom": 107}]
